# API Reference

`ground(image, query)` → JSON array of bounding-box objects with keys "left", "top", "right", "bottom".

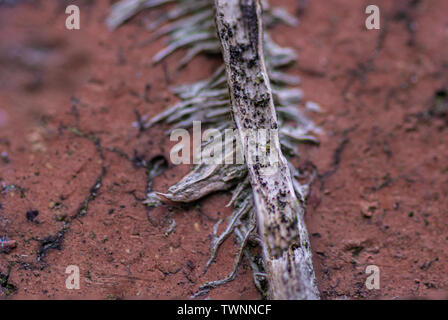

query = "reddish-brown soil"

[{"left": 1, "top": 0, "right": 447, "bottom": 299}]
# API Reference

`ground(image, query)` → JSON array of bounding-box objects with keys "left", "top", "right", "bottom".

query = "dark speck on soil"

[{"left": 26, "top": 210, "right": 39, "bottom": 223}]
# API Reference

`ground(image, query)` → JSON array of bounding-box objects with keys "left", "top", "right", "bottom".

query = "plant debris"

[{"left": 108, "top": 0, "right": 321, "bottom": 299}]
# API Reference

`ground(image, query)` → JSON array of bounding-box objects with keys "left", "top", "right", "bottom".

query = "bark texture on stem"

[{"left": 214, "top": 0, "right": 319, "bottom": 300}]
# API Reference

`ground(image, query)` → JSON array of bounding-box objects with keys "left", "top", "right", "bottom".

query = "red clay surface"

[{"left": 1, "top": 0, "right": 447, "bottom": 299}]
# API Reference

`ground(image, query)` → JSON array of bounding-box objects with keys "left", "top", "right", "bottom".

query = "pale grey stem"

[{"left": 214, "top": 0, "right": 319, "bottom": 300}]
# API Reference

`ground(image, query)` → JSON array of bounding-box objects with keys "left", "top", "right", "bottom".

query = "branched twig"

[{"left": 193, "top": 217, "right": 256, "bottom": 298}]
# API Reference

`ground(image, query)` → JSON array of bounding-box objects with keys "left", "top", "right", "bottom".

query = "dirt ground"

[{"left": 0, "top": 0, "right": 447, "bottom": 299}]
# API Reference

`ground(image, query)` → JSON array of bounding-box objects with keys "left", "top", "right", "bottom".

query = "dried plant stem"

[
  {"left": 107, "top": 0, "right": 321, "bottom": 300},
  {"left": 214, "top": 0, "right": 319, "bottom": 300}
]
